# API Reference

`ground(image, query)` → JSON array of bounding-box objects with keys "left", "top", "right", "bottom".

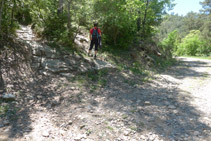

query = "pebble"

[
  {"left": 80, "top": 125, "right": 86, "bottom": 129},
  {"left": 124, "top": 130, "right": 130, "bottom": 136},
  {"left": 164, "top": 101, "right": 170, "bottom": 105},
  {"left": 194, "top": 131, "right": 200, "bottom": 136},
  {"left": 136, "top": 100, "right": 141, "bottom": 104},
  {"left": 144, "top": 101, "right": 151, "bottom": 105},
  {"left": 42, "top": 130, "right": 50, "bottom": 137},
  {"left": 168, "top": 105, "right": 176, "bottom": 109},
  {"left": 60, "top": 130, "right": 66, "bottom": 136},
  {"left": 3, "top": 120, "right": 10, "bottom": 126},
  {"left": 74, "top": 134, "right": 86, "bottom": 140},
  {"left": 71, "top": 87, "right": 79, "bottom": 90},
  {"left": 68, "top": 120, "right": 73, "bottom": 125}
]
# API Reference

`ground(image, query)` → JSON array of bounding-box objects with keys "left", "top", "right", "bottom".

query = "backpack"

[{"left": 92, "top": 28, "right": 99, "bottom": 40}]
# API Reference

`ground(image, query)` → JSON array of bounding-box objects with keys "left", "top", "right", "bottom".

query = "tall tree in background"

[
  {"left": 10, "top": 0, "right": 17, "bottom": 27},
  {"left": 67, "top": 0, "right": 73, "bottom": 40},
  {"left": 0, "top": 0, "right": 175, "bottom": 49},
  {"left": 200, "top": 0, "right": 211, "bottom": 15},
  {"left": 142, "top": 0, "right": 149, "bottom": 35},
  {"left": 58, "top": 0, "right": 64, "bottom": 15},
  {"left": 137, "top": 0, "right": 175, "bottom": 37},
  {"left": 0, "top": 0, "right": 5, "bottom": 38}
]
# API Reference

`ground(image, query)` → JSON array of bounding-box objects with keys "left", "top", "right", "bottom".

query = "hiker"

[{"left": 88, "top": 23, "right": 101, "bottom": 59}]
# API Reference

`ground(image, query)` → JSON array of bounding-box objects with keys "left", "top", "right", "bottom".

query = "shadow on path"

[
  {"left": 94, "top": 58, "right": 211, "bottom": 140},
  {"left": 164, "top": 58, "right": 211, "bottom": 79}
]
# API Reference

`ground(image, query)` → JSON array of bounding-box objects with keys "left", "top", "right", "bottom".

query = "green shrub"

[
  {"left": 43, "top": 15, "right": 67, "bottom": 40},
  {"left": 176, "top": 30, "right": 209, "bottom": 56},
  {"left": 161, "top": 30, "right": 178, "bottom": 58}
]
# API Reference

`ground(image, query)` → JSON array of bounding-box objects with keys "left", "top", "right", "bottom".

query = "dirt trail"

[{"left": 0, "top": 26, "right": 211, "bottom": 141}]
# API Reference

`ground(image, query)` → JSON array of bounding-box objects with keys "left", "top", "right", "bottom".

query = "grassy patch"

[
  {"left": 0, "top": 103, "right": 18, "bottom": 120},
  {"left": 106, "top": 126, "right": 114, "bottom": 131},
  {"left": 138, "top": 121, "right": 145, "bottom": 127},
  {"left": 153, "top": 56, "right": 177, "bottom": 71},
  {"left": 130, "top": 126, "right": 138, "bottom": 131},
  {"left": 202, "top": 72, "right": 209, "bottom": 78},
  {"left": 122, "top": 114, "right": 128, "bottom": 119},
  {"left": 0, "top": 105, "right": 9, "bottom": 117},
  {"left": 72, "top": 68, "right": 109, "bottom": 92},
  {"left": 130, "top": 108, "right": 137, "bottom": 113}
]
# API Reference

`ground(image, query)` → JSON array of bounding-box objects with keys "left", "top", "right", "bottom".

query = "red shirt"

[{"left": 90, "top": 27, "right": 101, "bottom": 35}]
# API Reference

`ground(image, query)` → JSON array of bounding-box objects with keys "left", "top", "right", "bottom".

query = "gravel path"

[{"left": 3, "top": 56, "right": 208, "bottom": 141}]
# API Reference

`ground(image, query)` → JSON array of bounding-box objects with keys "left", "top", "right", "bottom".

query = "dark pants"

[{"left": 89, "top": 38, "right": 98, "bottom": 51}]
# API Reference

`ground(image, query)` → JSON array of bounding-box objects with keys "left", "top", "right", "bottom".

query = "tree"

[
  {"left": 176, "top": 30, "right": 205, "bottom": 56},
  {"left": 67, "top": 0, "right": 73, "bottom": 40},
  {"left": 142, "top": 0, "right": 149, "bottom": 35},
  {"left": 200, "top": 0, "right": 211, "bottom": 15},
  {"left": 0, "top": 0, "right": 5, "bottom": 38},
  {"left": 58, "top": 0, "right": 64, "bottom": 15},
  {"left": 161, "top": 30, "right": 178, "bottom": 58}
]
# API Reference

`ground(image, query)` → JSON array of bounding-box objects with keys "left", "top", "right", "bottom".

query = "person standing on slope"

[{"left": 88, "top": 23, "right": 101, "bottom": 59}]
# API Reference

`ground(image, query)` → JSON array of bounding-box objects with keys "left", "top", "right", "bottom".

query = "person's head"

[{"left": 94, "top": 23, "right": 98, "bottom": 27}]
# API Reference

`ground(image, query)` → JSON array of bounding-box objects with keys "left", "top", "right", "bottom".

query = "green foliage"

[
  {"left": 161, "top": 30, "right": 178, "bottom": 58},
  {"left": 43, "top": 15, "right": 67, "bottom": 41},
  {"left": 152, "top": 55, "right": 176, "bottom": 70},
  {"left": 130, "top": 62, "right": 146, "bottom": 75},
  {"left": 90, "top": 0, "right": 174, "bottom": 48},
  {"left": 0, "top": 0, "right": 175, "bottom": 54},
  {"left": 157, "top": 1, "right": 211, "bottom": 57},
  {"left": 200, "top": 0, "right": 211, "bottom": 15},
  {"left": 176, "top": 30, "right": 205, "bottom": 56},
  {"left": 91, "top": 0, "right": 137, "bottom": 48},
  {"left": 0, "top": 104, "right": 9, "bottom": 117},
  {"left": 15, "top": 7, "right": 32, "bottom": 25}
]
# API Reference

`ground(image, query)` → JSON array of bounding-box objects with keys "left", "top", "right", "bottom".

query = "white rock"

[
  {"left": 2, "top": 93, "right": 16, "bottom": 100},
  {"left": 42, "top": 131, "right": 50, "bottom": 137},
  {"left": 144, "top": 101, "right": 151, "bottom": 105},
  {"left": 123, "top": 130, "right": 130, "bottom": 136},
  {"left": 68, "top": 120, "right": 73, "bottom": 125},
  {"left": 3, "top": 120, "right": 10, "bottom": 126},
  {"left": 74, "top": 134, "right": 87, "bottom": 140},
  {"left": 194, "top": 131, "right": 200, "bottom": 136},
  {"left": 168, "top": 105, "right": 176, "bottom": 109}
]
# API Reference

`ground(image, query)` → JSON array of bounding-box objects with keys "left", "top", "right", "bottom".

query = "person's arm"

[{"left": 99, "top": 29, "right": 102, "bottom": 37}]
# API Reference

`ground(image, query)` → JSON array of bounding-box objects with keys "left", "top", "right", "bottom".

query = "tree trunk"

[
  {"left": 142, "top": 0, "right": 149, "bottom": 35},
  {"left": 137, "top": 10, "right": 141, "bottom": 32},
  {"left": 58, "top": 0, "right": 63, "bottom": 15},
  {"left": 67, "top": 0, "right": 73, "bottom": 41},
  {"left": 11, "top": 0, "right": 16, "bottom": 27},
  {"left": 0, "top": 58, "right": 5, "bottom": 94},
  {"left": 0, "top": 0, "right": 5, "bottom": 37}
]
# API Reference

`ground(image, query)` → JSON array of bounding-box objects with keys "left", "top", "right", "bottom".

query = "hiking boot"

[{"left": 94, "top": 55, "right": 97, "bottom": 59}]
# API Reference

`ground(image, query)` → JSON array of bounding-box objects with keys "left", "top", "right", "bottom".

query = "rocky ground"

[{"left": 0, "top": 26, "right": 211, "bottom": 141}]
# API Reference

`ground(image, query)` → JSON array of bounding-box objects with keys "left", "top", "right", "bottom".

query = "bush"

[
  {"left": 43, "top": 15, "right": 67, "bottom": 40},
  {"left": 161, "top": 30, "right": 178, "bottom": 58},
  {"left": 176, "top": 30, "right": 209, "bottom": 56}
]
